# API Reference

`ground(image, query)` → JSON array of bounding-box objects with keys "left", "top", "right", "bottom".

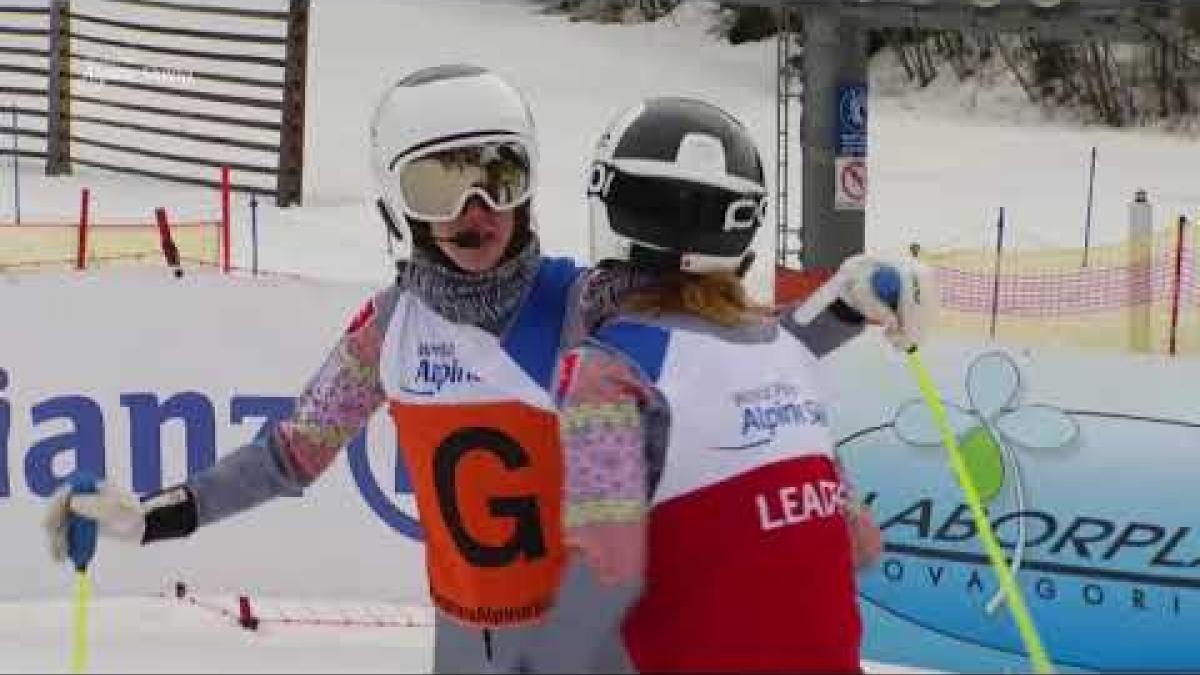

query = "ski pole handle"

[
  {"left": 66, "top": 473, "right": 99, "bottom": 573},
  {"left": 871, "top": 264, "right": 903, "bottom": 312}
]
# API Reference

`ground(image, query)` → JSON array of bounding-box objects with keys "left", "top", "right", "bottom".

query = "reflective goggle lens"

[{"left": 397, "top": 141, "right": 531, "bottom": 222}]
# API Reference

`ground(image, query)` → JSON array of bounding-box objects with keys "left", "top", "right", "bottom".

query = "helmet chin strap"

[
  {"left": 734, "top": 251, "right": 756, "bottom": 279},
  {"left": 376, "top": 198, "right": 405, "bottom": 243},
  {"left": 378, "top": 200, "right": 534, "bottom": 275},
  {"left": 375, "top": 199, "right": 407, "bottom": 284},
  {"left": 376, "top": 198, "right": 479, "bottom": 273},
  {"left": 627, "top": 240, "right": 755, "bottom": 278}
]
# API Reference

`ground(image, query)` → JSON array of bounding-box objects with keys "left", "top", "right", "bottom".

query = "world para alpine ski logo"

[
  {"left": 716, "top": 382, "right": 828, "bottom": 451},
  {"left": 402, "top": 341, "right": 482, "bottom": 396}
]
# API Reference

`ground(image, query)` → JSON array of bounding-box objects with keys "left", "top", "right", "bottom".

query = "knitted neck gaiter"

[{"left": 403, "top": 234, "right": 541, "bottom": 336}]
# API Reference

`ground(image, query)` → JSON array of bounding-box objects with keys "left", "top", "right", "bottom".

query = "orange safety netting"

[{"left": 0, "top": 219, "right": 222, "bottom": 273}]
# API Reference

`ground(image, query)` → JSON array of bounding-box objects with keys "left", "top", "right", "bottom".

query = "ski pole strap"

[{"left": 66, "top": 475, "right": 99, "bottom": 573}]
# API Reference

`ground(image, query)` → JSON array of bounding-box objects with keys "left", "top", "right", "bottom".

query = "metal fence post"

[
  {"left": 250, "top": 193, "right": 259, "bottom": 275},
  {"left": 11, "top": 105, "right": 20, "bottom": 223},
  {"left": 1128, "top": 189, "right": 1154, "bottom": 353}
]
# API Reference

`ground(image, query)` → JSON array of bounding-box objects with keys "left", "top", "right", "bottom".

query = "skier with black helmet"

[{"left": 550, "top": 97, "right": 936, "bottom": 672}]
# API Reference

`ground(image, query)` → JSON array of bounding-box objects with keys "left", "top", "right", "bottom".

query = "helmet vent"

[{"left": 675, "top": 133, "right": 726, "bottom": 179}]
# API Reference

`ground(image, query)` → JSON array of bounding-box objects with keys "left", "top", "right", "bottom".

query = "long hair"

[{"left": 620, "top": 269, "right": 771, "bottom": 328}]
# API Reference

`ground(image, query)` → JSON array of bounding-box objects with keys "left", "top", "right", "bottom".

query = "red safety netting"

[{"left": 776, "top": 218, "right": 1197, "bottom": 355}]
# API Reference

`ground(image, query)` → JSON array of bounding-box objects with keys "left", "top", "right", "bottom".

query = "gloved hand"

[
  {"left": 44, "top": 481, "right": 146, "bottom": 564},
  {"left": 834, "top": 254, "right": 937, "bottom": 352},
  {"left": 44, "top": 482, "right": 196, "bottom": 563}
]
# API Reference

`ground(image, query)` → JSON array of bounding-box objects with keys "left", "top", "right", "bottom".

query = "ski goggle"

[
  {"left": 391, "top": 140, "right": 533, "bottom": 223},
  {"left": 589, "top": 162, "right": 766, "bottom": 238}
]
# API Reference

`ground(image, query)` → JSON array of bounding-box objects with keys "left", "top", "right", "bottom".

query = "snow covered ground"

[
  {"left": 2, "top": 0, "right": 1198, "bottom": 672},
  {"left": 0, "top": 596, "right": 935, "bottom": 674},
  {"left": 0, "top": 596, "right": 434, "bottom": 674}
]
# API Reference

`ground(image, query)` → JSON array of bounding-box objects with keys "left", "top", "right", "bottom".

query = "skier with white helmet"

[
  {"left": 42, "top": 63, "right": 637, "bottom": 673},
  {"left": 548, "top": 97, "right": 935, "bottom": 672}
]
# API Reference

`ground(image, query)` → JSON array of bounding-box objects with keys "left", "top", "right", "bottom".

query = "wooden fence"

[
  {"left": 0, "top": 0, "right": 308, "bottom": 206},
  {"left": 0, "top": 4, "right": 51, "bottom": 167}
]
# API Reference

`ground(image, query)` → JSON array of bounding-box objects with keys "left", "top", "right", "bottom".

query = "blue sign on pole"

[{"left": 836, "top": 82, "right": 868, "bottom": 157}]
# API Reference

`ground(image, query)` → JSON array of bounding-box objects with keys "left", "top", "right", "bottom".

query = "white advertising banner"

[
  {"left": 5, "top": 268, "right": 1198, "bottom": 673},
  {"left": 1, "top": 269, "right": 427, "bottom": 603}
]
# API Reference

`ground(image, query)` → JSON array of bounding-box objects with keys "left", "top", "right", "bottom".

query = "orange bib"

[{"left": 391, "top": 400, "right": 564, "bottom": 628}]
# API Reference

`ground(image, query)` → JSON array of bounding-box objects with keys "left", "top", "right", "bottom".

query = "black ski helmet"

[{"left": 587, "top": 97, "right": 767, "bottom": 274}]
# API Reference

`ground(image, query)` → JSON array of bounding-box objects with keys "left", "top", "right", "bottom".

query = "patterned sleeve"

[
  {"left": 273, "top": 295, "right": 389, "bottom": 483},
  {"left": 188, "top": 291, "right": 391, "bottom": 527},
  {"left": 555, "top": 343, "right": 652, "bottom": 529}
]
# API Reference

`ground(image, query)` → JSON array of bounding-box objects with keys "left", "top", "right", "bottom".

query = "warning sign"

[{"left": 835, "top": 157, "right": 867, "bottom": 211}]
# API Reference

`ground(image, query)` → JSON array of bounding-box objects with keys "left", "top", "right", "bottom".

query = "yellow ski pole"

[
  {"left": 72, "top": 572, "right": 92, "bottom": 674},
  {"left": 872, "top": 266, "right": 1053, "bottom": 674},
  {"left": 65, "top": 474, "right": 99, "bottom": 674}
]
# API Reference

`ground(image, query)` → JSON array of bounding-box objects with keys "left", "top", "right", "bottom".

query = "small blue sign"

[{"left": 837, "top": 82, "right": 868, "bottom": 157}]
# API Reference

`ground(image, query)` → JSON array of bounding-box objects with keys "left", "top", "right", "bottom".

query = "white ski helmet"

[
  {"left": 587, "top": 97, "right": 766, "bottom": 274},
  {"left": 370, "top": 64, "right": 538, "bottom": 238}
]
